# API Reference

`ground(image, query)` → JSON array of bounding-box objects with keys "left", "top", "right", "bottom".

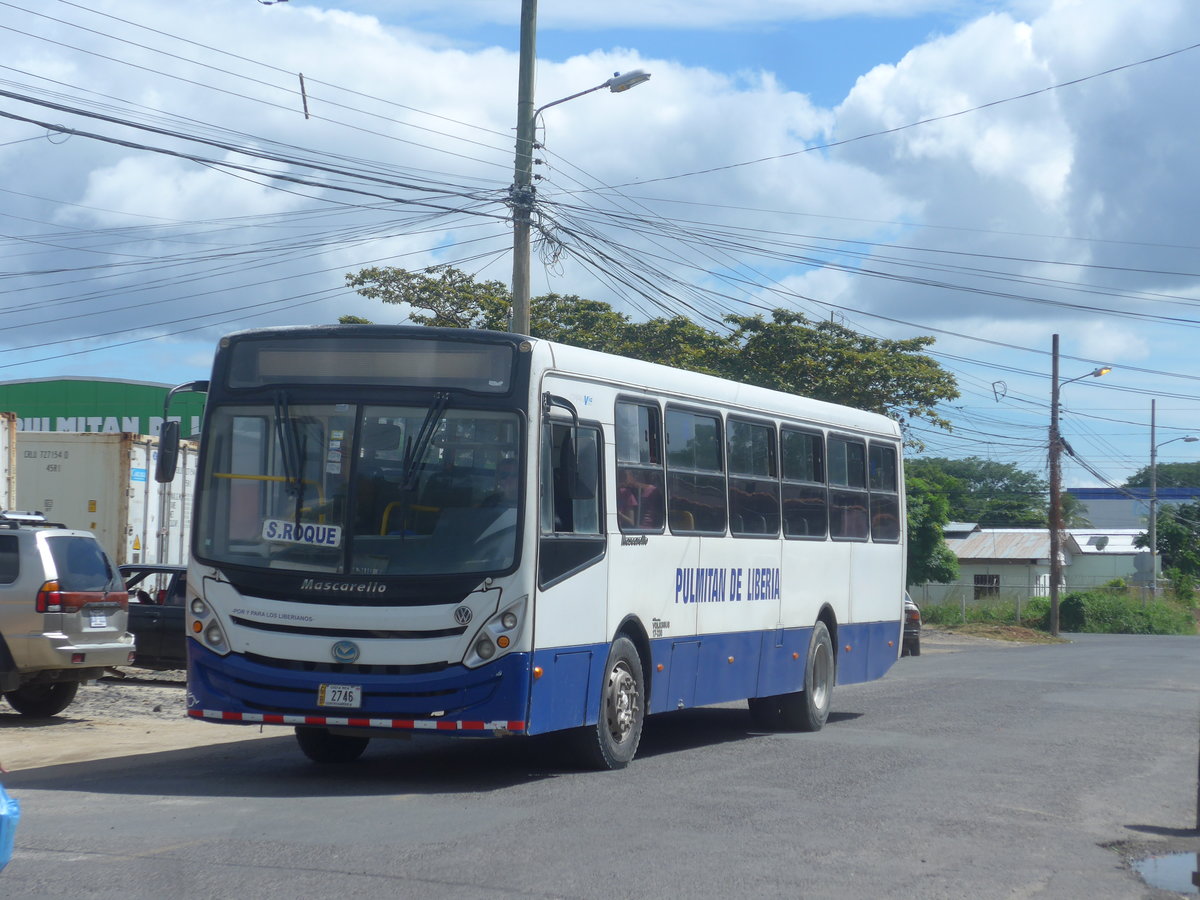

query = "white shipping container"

[
  {"left": 15, "top": 432, "right": 197, "bottom": 565},
  {"left": 0, "top": 412, "right": 15, "bottom": 511}
]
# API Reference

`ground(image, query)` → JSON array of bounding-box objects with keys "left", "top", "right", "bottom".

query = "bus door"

[{"left": 528, "top": 397, "right": 609, "bottom": 734}]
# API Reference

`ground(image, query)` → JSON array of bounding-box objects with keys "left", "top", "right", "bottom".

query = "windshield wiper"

[
  {"left": 403, "top": 392, "right": 450, "bottom": 492},
  {"left": 273, "top": 392, "right": 313, "bottom": 532}
]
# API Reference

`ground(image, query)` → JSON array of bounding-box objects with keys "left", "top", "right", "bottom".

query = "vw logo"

[
  {"left": 330, "top": 640, "right": 360, "bottom": 663},
  {"left": 453, "top": 606, "right": 473, "bottom": 626}
]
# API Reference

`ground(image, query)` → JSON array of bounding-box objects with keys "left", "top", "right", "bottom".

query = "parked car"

[
  {"left": 902, "top": 592, "right": 921, "bottom": 657},
  {"left": 120, "top": 564, "right": 187, "bottom": 670},
  {"left": 0, "top": 511, "right": 133, "bottom": 717}
]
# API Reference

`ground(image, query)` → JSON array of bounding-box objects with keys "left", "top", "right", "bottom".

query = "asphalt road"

[{"left": 2, "top": 631, "right": 1198, "bottom": 899}]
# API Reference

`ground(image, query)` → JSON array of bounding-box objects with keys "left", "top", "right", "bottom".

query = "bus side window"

[
  {"left": 615, "top": 401, "right": 665, "bottom": 533},
  {"left": 665, "top": 408, "right": 726, "bottom": 534},
  {"left": 828, "top": 436, "right": 869, "bottom": 541},
  {"left": 727, "top": 418, "right": 780, "bottom": 537},
  {"left": 781, "top": 427, "right": 827, "bottom": 539},
  {"left": 868, "top": 442, "right": 901, "bottom": 542},
  {"left": 542, "top": 422, "right": 602, "bottom": 535}
]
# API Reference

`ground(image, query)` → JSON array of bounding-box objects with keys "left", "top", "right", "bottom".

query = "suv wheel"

[{"left": 4, "top": 681, "right": 80, "bottom": 717}]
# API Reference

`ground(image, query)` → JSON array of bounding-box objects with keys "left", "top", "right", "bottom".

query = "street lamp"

[
  {"left": 1048, "top": 333, "right": 1111, "bottom": 636},
  {"left": 1148, "top": 397, "right": 1199, "bottom": 594},
  {"left": 509, "top": 1, "right": 649, "bottom": 336}
]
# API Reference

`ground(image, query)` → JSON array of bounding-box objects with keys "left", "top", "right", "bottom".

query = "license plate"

[
  {"left": 89, "top": 613, "right": 107, "bottom": 628},
  {"left": 318, "top": 684, "right": 362, "bottom": 708}
]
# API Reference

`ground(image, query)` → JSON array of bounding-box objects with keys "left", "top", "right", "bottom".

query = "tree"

[
  {"left": 1134, "top": 500, "right": 1200, "bottom": 577},
  {"left": 1124, "top": 461, "right": 1200, "bottom": 488},
  {"left": 346, "top": 266, "right": 512, "bottom": 330},
  {"left": 719, "top": 311, "right": 958, "bottom": 442},
  {"left": 905, "top": 457, "right": 1048, "bottom": 527},
  {"left": 906, "top": 474, "right": 958, "bottom": 586}
]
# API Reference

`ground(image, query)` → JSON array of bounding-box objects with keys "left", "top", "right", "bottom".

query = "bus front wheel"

[
  {"left": 294, "top": 726, "right": 370, "bottom": 764},
  {"left": 572, "top": 636, "right": 645, "bottom": 770}
]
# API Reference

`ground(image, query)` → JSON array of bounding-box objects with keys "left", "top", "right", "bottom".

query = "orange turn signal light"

[
  {"left": 532, "top": 666, "right": 543, "bottom": 680},
  {"left": 192, "top": 621, "right": 203, "bottom": 633},
  {"left": 497, "top": 635, "right": 510, "bottom": 649}
]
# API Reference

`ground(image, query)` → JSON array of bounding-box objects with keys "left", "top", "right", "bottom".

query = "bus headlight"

[
  {"left": 462, "top": 595, "right": 526, "bottom": 668},
  {"left": 203, "top": 620, "right": 228, "bottom": 653}
]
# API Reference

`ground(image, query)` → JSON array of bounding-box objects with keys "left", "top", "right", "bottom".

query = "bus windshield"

[{"left": 195, "top": 400, "right": 521, "bottom": 579}]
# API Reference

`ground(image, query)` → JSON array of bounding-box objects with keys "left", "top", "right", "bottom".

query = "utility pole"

[
  {"left": 509, "top": 0, "right": 537, "bottom": 336},
  {"left": 1048, "top": 334, "right": 1063, "bottom": 637},
  {"left": 1149, "top": 398, "right": 1158, "bottom": 595}
]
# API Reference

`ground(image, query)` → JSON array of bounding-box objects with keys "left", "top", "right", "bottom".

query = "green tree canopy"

[
  {"left": 905, "top": 456, "right": 1048, "bottom": 527},
  {"left": 1134, "top": 500, "right": 1200, "bottom": 576},
  {"left": 1124, "top": 461, "right": 1200, "bottom": 489},
  {"left": 721, "top": 311, "right": 957, "bottom": 435}
]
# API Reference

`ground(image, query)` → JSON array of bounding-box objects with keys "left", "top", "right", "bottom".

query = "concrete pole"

[{"left": 509, "top": 0, "right": 537, "bottom": 336}]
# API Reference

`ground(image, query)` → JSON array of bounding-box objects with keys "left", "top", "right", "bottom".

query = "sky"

[{"left": 2, "top": 0, "right": 1200, "bottom": 492}]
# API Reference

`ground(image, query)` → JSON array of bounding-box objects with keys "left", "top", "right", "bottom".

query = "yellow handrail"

[{"left": 380, "top": 502, "right": 439, "bottom": 535}]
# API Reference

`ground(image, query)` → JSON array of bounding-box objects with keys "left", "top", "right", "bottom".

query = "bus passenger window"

[
  {"left": 868, "top": 443, "right": 901, "bottom": 542},
  {"left": 665, "top": 408, "right": 726, "bottom": 534},
  {"left": 828, "top": 436, "right": 868, "bottom": 540},
  {"left": 781, "top": 427, "right": 827, "bottom": 539},
  {"left": 727, "top": 419, "right": 779, "bottom": 537},
  {"left": 615, "top": 401, "right": 665, "bottom": 533}
]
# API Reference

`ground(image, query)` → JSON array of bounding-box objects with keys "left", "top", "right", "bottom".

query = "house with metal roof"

[{"left": 910, "top": 527, "right": 1150, "bottom": 607}]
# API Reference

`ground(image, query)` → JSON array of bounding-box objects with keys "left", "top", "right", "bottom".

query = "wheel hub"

[{"left": 606, "top": 662, "right": 640, "bottom": 742}]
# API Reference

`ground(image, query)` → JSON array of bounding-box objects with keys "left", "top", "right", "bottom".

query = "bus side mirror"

[{"left": 156, "top": 420, "right": 181, "bottom": 483}]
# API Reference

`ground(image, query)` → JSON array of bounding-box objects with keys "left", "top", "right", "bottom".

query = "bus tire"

[
  {"left": 572, "top": 636, "right": 645, "bottom": 770},
  {"left": 294, "top": 726, "right": 370, "bottom": 764},
  {"left": 4, "top": 681, "right": 79, "bottom": 717},
  {"left": 779, "top": 621, "right": 834, "bottom": 732}
]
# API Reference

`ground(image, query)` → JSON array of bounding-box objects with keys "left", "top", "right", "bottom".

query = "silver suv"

[{"left": 0, "top": 512, "right": 134, "bottom": 717}]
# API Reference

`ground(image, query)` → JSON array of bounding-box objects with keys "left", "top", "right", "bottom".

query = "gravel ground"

[{"left": 0, "top": 667, "right": 270, "bottom": 773}]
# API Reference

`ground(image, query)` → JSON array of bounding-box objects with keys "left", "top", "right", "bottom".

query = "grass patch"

[{"left": 920, "top": 586, "right": 1197, "bottom": 637}]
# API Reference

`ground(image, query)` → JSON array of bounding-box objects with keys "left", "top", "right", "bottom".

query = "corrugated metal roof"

[
  {"left": 947, "top": 528, "right": 1148, "bottom": 561},
  {"left": 948, "top": 530, "right": 1059, "bottom": 560}
]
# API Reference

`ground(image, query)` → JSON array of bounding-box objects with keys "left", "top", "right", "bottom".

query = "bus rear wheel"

[
  {"left": 571, "top": 636, "right": 645, "bottom": 770},
  {"left": 749, "top": 621, "right": 834, "bottom": 733},
  {"left": 294, "top": 726, "right": 370, "bottom": 764}
]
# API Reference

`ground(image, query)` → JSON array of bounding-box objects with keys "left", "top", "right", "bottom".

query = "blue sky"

[
  {"left": 470, "top": 14, "right": 961, "bottom": 107},
  {"left": 2, "top": 0, "right": 1200, "bottom": 495}
]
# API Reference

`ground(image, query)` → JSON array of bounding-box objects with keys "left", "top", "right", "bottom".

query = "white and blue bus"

[{"left": 157, "top": 325, "right": 906, "bottom": 768}]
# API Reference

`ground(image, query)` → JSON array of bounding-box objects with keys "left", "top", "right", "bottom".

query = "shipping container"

[{"left": 15, "top": 432, "right": 196, "bottom": 565}]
